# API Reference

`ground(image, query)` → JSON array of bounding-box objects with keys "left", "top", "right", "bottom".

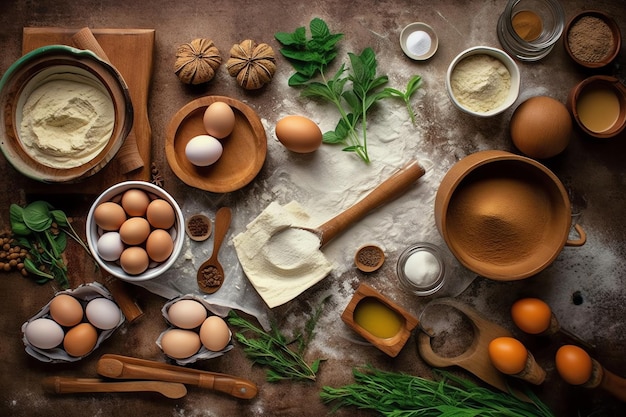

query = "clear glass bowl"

[
  {"left": 396, "top": 243, "right": 446, "bottom": 296},
  {"left": 497, "top": 0, "right": 565, "bottom": 61}
]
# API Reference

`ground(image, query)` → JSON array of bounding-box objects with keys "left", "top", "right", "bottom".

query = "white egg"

[
  {"left": 97, "top": 232, "right": 125, "bottom": 261},
  {"left": 85, "top": 297, "right": 122, "bottom": 330},
  {"left": 185, "top": 135, "right": 223, "bottom": 166},
  {"left": 167, "top": 299, "right": 207, "bottom": 329},
  {"left": 24, "top": 318, "right": 65, "bottom": 349}
]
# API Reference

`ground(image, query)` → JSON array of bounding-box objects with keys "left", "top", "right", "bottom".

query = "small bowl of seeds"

[
  {"left": 354, "top": 244, "right": 385, "bottom": 273},
  {"left": 564, "top": 10, "right": 621, "bottom": 69}
]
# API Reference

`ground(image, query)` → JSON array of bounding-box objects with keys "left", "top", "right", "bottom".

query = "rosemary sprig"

[
  {"left": 228, "top": 298, "right": 329, "bottom": 382},
  {"left": 321, "top": 366, "right": 555, "bottom": 417}
]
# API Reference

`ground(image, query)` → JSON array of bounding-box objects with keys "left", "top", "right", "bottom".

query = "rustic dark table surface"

[{"left": 1, "top": 1, "right": 625, "bottom": 416}]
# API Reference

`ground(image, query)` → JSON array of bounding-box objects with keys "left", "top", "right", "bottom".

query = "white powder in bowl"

[
  {"left": 406, "top": 30, "right": 432, "bottom": 56},
  {"left": 403, "top": 250, "right": 440, "bottom": 286},
  {"left": 450, "top": 54, "right": 511, "bottom": 113}
]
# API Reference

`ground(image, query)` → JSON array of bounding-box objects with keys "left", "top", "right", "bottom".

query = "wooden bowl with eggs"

[
  {"left": 86, "top": 181, "right": 185, "bottom": 282},
  {"left": 165, "top": 95, "right": 267, "bottom": 193}
]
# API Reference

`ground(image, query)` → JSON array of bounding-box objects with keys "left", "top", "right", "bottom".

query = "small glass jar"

[
  {"left": 497, "top": 0, "right": 565, "bottom": 61},
  {"left": 396, "top": 243, "right": 446, "bottom": 296}
]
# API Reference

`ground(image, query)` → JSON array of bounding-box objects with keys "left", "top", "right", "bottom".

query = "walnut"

[
  {"left": 174, "top": 38, "right": 222, "bottom": 85},
  {"left": 226, "top": 40, "right": 276, "bottom": 90}
]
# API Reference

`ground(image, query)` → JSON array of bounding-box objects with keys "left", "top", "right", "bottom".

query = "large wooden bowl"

[
  {"left": 165, "top": 96, "right": 267, "bottom": 193},
  {"left": 0, "top": 45, "right": 133, "bottom": 183},
  {"left": 435, "top": 150, "right": 586, "bottom": 281}
]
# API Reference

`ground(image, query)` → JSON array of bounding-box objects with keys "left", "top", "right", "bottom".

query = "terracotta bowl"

[
  {"left": 0, "top": 45, "right": 133, "bottom": 183},
  {"left": 564, "top": 10, "right": 621, "bottom": 69},
  {"left": 435, "top": 150, "right": 585, "bottom": 281},
  {"left": 566, "top": 75, "right": 626, "bottom": 139}
]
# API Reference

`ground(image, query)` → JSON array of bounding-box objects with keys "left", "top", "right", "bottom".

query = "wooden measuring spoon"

[
  {"left": 197, "top": 207, "right": 232, "bottom": 294},
  {"left": 42, "top": 377, "right": 187, "bottom": 399},
  {"left": 417, "top": 298, "right": 529, "bottom": 398}
]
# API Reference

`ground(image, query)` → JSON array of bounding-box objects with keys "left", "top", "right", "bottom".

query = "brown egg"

[
  {"left": 93, "top": 202, "right": 127, "bottom": 231},
  {"left": 161, "top": 329, "right": 201, "bottom": 359},
  {"left": 199, "top": 315, "right": 231, "bottom": 351},
  {"left": 63, "top": 322, "right": 98, "bottom": 357},
  {"left": 203, "top": 101, "right": 236, "bottom": 139},
  {"left": 119, "top": 217, "right": 151, "bottom": 245},
  {"left": 121, "top": 189, "right": 151, "bottom": 216},
  {"left": 146, "top": 199, "right": 176, "bottom": 229},
  {"left": 49, "top": 294, "right": 84, "bottom": 327},
  {"left": 120, "top": 246, "right": 150, "bottom": 275},
  {"left": 275, "top": 115, "right": 323, "bottom": 153},
  {"left": 146, "top": 229, "right": 174, "bottom": 262},
  {"left": 510, "top": 96, "right": 572, "bottom": 159}
]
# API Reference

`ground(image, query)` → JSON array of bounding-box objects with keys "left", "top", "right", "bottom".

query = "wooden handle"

[
  {"left": 42, "top": 377, "right": 187, "bottom": 399},
  {"left": 102, "top": 274, "right": 144, "bottom": 323},
  {"left": 317, "top": 160, "right": 426, "bottom": 247},
  {"left": 600, "top": 367, "right": 626, "bottom": 402},
  {"left": 71, "top": 27, "right": 144, "bottom": 174},
  {"left": 212, "top": 207, "right": 232, "bottom": 262},
  {"left": 97, "top": 357, "right": 257, "bottom": 399}
]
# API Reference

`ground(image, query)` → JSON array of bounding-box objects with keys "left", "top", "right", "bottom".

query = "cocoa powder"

[{"left": 567, "top": 16, "right": 614, "bottom": 63}]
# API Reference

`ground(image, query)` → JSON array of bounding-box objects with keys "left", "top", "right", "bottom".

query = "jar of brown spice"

[{"left": 564, "top": 11, "right": 621, "bottom": 68}]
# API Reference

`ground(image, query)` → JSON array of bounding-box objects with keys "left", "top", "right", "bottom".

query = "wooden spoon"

[
  {"left": 42, "top": 377, "right": 187, "bottom": 399},
  {"left": 585, "top": 359, "right": 626, "bottom": 402},
  {"left": 197, "top": 207, "right": 232, "bottom": 294}
]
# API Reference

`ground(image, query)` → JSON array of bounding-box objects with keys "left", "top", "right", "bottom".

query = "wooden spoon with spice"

[{"left": 197, "top": 207, "right": 232, "bottom": 294}]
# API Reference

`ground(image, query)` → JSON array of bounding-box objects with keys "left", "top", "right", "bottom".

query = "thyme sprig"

[
  {"left": 321, "top": 366, "right": 555, "bottom": 417},
  {"left": 227, "top": 297, "right": 329, "bottom": 382}
]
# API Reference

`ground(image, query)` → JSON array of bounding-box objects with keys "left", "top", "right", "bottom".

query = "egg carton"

[
  {"left": 21, "top": 282, "right": 125, "bottom": 363},
  {"left": 157, "top": 294, "right": 233, "bottom": 365}
]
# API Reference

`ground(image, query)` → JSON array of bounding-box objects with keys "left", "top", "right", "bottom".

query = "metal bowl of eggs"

[
  {"left": 435, "top": 150, "right": 586, "bottom": 281},
  {"left": 0, "top": 45, "right": 133, "bottom": 183},
  {"left": 446, "top": 46, "right": 520, "bottom": 117},
  {"left": 86, "top": 181, "right": 185, "bottom": 282}
]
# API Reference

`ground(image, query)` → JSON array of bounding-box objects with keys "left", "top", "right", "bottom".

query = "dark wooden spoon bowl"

[{"left": 196, "top": 207, "right": 231, "bottom": 294}]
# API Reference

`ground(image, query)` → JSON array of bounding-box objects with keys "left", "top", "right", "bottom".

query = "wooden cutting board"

[{"left": 21, "top": 27, "right": 155, "bottom": 195}]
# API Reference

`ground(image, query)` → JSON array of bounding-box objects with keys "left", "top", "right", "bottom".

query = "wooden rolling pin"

[
  {"left": 97, "top": 354, "right": 258, "bottom": 399},
  {"left": 71, "top": 27, "right": 144, "bottom": 174},
  {"left": 42, "top": 377, "right": 187, "bottom": 399}
]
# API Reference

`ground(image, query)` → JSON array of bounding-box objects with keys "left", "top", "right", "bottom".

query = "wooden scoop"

[
  {"left": 71, "top": 27, "right": 144, "bottom": 174},
  {"left": 97, "top": 353, "right": 257, "bottom": 400},
  {"left": 417, "top": 298, "right": 528, "bottom": 397},
  {"left": 197, "top": 207, "right": 232, "bottom": 294},
  {"left": 42, "top": 377, "right": 187, "bottom": 399}
]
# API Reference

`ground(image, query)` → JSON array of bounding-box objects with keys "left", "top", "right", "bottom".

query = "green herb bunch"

[
  {"left": 227, "top": 298, "right": 328, "bottom": 382},
  {"left": 275, "top": 18, "right": 422, "bottom": 163},
  {"left": 321, "top": 366, "right": 555, "bottom": 417},
  {"left": 10, "top": 201, "right": 92, "bottom": 288}
]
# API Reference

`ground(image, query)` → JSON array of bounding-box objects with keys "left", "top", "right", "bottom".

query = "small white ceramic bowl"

[
  {"left": 86, "top": 181, "right": 184, "bottom": 282},
  {"left": 446, "top": 46, "right": 520, "bottom": 117},
  {"left": 400, "top": 22, "right": 438, "bottom": 61}
]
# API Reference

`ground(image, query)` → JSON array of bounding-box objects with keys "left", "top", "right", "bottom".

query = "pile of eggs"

[
  {"left": 159, "top": 297, "right": 231, "bottom": 361},
  {"left": 23, "top": 293, "right": 122, "bottom": 358},
  {"left": 185, "top": 101, "right": 236, "bottom": 166},
  {"left": 93, "top": 188, "right": 177, "bottom": 275}
]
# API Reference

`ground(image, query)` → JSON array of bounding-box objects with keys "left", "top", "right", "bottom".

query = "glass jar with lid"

[{"left": 497, "top": 0, "right": 565, "bottom": 61}]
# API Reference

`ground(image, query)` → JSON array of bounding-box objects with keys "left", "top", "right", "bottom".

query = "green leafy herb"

[
  {"left": 227, "top": 297, "right": 329, "bottom": 382},
  {"left": 9, "top": 201, "right": 93, "bottom": 288},
  {"left": 275, "top": 18, "right": 422, "bottom": 163},
  {"left": 384, "top": 75, "right": 423, "bottom": 125},
  {"left": 321, "top": 366, "right": 555, "bottom": 417}
]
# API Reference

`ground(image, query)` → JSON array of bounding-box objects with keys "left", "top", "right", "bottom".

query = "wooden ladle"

[
  {"left": 42, "top": 377, "right": 187, "bottom": 399},
  {"left": 197, "top": 207, "right": 232, "bottom": 294}
]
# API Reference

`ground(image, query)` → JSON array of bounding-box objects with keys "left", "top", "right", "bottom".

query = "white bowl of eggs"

[{"left": 86, "top": 181, "right": 185, "bottom": 282}]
